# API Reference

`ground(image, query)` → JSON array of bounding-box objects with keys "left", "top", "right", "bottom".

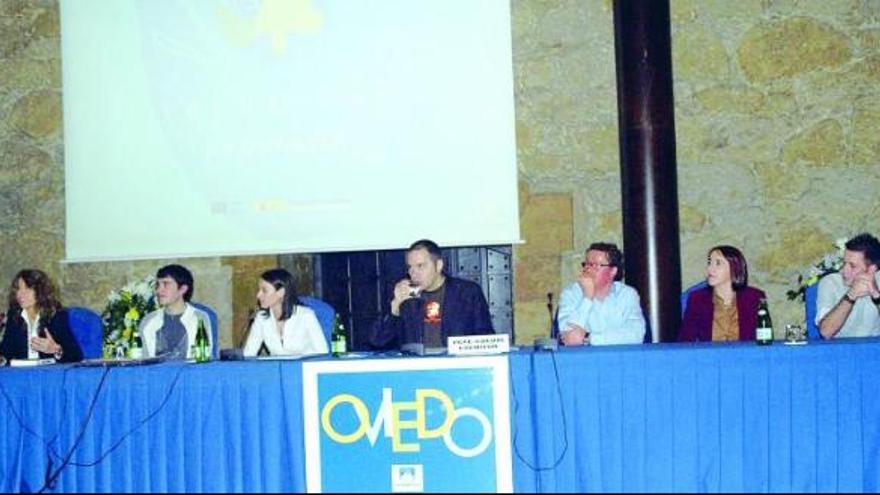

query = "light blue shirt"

[{"left": 557, "top": 281, "right": 646, "bottom": 345}]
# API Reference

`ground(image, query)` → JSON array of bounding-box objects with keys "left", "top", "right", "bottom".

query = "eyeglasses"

[{"left": 581, "top": 262, "right": 612, "bottom": 270}]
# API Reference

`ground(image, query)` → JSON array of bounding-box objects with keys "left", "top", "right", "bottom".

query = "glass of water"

[{"left": 784, "top": 324, "right": 806, "bottom": 343}]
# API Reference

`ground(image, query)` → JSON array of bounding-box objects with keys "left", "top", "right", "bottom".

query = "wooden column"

[{"left": 613, "top": 0, "right": 682, "bottom": 342}]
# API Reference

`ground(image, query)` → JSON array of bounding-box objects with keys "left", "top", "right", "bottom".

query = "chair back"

[
  {"left": 67, "top": 307, "right": 103, "bottom": 359},
  {"left": 805, "top": 281, "right": 821, "bottom": 340},
  {"left": 299, "top": 296, "right": 335, "bottom": 346},
  {"left": 681, "top": 281, "right": 709, "bottom": 317},
  {"left": 190, "top": 302, "right": 219, "bottom": 358}
]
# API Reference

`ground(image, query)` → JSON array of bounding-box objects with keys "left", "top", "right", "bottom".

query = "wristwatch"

[
  {"left": 843, "top": 293, "right": 857, "bottom": 304},
  {"left": 872, "top": 295, "right": 880, "bottom": 306}
]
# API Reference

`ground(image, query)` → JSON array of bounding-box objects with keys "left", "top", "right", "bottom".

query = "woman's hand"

[{"left": 30, "top": 329, "right": 62, "bottom": 356}]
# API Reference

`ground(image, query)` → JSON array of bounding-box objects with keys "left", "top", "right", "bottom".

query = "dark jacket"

[
  {"left": 0, "top": 309, "right": 84, "bottom": 363},
  {"left": 678, "top": 286, "right": 766, "bottom": 342},
  {"left": 370, "top": 276, "right": 494, "bottom": 350}
]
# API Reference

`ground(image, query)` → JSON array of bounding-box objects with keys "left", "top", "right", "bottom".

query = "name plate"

[{"left": 448, "top": 334, "right": 510, "bottom": 356}]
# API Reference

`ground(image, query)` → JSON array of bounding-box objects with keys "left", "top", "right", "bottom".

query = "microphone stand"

[{"left": 533, "top": 292, "right": 558, "bottom": 351}]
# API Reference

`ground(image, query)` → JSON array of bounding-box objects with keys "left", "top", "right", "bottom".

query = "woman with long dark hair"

[
  {"left": 0, "top": 269, "right": 83, "bottom": 363},
  {"left": 242, "top": 268, "right": 328, "bottom": 357},
  {"left": 679, "top": 246, "right": 767, "bottom": 342}
]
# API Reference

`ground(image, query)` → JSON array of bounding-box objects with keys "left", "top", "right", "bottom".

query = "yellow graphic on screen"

[{"left": 218, "top": 0, "right": 323, "bottom": 54}]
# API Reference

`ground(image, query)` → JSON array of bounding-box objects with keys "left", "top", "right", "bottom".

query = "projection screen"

[{"left": 60, "top": 0, "right": 520, "bottom": 262}]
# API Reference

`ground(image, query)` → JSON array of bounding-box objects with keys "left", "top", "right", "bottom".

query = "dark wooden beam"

[{"left": 613, "top": 0, "right": 682, "bottom": 342}]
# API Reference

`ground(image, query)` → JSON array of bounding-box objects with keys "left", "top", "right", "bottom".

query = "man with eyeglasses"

[{"left": 557, "top": 242, "right": 646, "bottom": 346}]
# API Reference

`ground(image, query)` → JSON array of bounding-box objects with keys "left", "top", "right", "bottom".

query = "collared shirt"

[
  {"left": 557, "top": 281, "right": 646, "bottom": 345},
  {"left": 711, "top": 293, "right": 739, "bottom": 342},
  {"left": 816, "top": 272, "right": 880, "bottom": 338},
  {"left": 21, "top": 309, "right": 40, "bottom": 359}
]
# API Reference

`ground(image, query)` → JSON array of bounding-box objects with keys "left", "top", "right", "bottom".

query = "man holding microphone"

[{"left": 369, "top": 239, "right": 493, "bottom": 350}]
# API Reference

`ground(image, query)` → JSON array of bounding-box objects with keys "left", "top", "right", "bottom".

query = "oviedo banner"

[{"left": 302, "top": 356, "right": 512, "bottom": 493}]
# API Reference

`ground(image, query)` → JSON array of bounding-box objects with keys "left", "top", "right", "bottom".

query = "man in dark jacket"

[{"left": 370, "top": 240, "right": 493, "bottom": 350}]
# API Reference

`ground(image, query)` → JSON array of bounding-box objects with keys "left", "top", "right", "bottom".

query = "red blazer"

[{"left": 678, "top": 286, "right": 766, "bottom": 342}]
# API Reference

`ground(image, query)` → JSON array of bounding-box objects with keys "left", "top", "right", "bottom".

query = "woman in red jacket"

[{"left": 679, "top": 246, "right": 766, "bottom": 342}]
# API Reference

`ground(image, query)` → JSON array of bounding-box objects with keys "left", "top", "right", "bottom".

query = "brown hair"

[
  {"left": 587, "top": 242, "right": 624, "bottom": 281},
  {"left": 708, "top": 245, "right": 749, "bottom": 290},
  {"left": 7, "top": 269, "right": 62, "bottom": 329}
]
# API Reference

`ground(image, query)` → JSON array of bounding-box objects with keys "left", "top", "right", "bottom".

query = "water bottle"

[
  {"left": 331, "top": 314, "right": 347, "bottom": 357},
  {"left": 128, "top": 329, "right": 144, "bottom": 359},
  {"left": 194, "top": 319, "right": 210, "bottom": 362},
  {"left": 756, "top": 298, "right": 773, "bottom": 345}
]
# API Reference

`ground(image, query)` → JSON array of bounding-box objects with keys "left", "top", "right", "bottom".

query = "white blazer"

[{"left": 243, "top": 305, "right": 328, "bottom": 357}]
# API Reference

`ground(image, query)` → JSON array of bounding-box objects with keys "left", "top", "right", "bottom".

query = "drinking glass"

[{"left": 785, "top": 324, "right": 805, "bottom": 343}]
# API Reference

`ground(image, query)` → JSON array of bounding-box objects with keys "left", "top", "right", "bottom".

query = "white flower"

[
  {"left": 790, "top": 240, "right": 847, "bottom": 300},
  {"left": 133, "top": 276, "right": 156, "bottom": 299},
  {"left": 134, "top": 282, "right": 151, "bottom": 299},
  {"left": 108, "top": 291, "right": 121, "bottom": 304}
]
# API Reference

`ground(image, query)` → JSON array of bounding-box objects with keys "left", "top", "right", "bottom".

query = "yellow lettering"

[
  {"left": 391, "top": 402, "right": 420, "bottom": 452},
  {"left": 321, "top": 394, "right": 370, "bottom": 444},
  {"left": 416, "top": 389, "right": 456, "bottom": 439}
]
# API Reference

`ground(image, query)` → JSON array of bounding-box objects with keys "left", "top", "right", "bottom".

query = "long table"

[{"left": 2, "top": 339, "right": 879, "bottom": 492}]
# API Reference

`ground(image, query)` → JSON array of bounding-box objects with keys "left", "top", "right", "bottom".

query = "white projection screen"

[{"left": 60, "top": 0, "right": 520, "bottom": 262}]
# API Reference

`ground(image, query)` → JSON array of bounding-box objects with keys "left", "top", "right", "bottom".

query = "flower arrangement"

[
  {"left": 786, "top": 238, "right": 847, "bottom": 302},
  {"left": 101, "top": 275, "right": 157, "bottom": 357}
]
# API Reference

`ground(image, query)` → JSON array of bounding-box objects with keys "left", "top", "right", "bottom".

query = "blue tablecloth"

[
  {"left": 509, "top": 339, "right": 880, "bottom": 493},
  {"left": 2, "top": 339, "right": 879, "bottom": 493}
]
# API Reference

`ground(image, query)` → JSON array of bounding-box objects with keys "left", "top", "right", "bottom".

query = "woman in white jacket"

[{"left": 243, "top": 269, "right": 329, "bottom": 357}]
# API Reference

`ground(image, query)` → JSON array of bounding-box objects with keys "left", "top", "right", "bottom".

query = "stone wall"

[
  {"left": 1, "top": 1, "right": 878, "bottom": 346},
  {"left": 1, "top": 0, "right": 250, "bottom": 349},
  {"left": 513, "top": 0, "right": 880, "bottom": 342}
]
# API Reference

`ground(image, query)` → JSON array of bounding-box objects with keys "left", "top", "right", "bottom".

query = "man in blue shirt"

[{"left": 557, "top": 242, "right": 646, "bottom": 346}]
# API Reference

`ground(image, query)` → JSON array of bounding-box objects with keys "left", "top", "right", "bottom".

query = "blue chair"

[
  {"left": 805, "top": 281, "right": 822, "bottom": 340},
  {"left": 190, "top": 302, "right": 219, "bottom": 358},
  {"left": 67, "top": 307, "right": 103, "bottom": 359},
  {"left": 300, "top": 296, "right": 335, "bottom": 346},
  {"left": 680, "top": 281, "right": 709, "bottom": 317}
]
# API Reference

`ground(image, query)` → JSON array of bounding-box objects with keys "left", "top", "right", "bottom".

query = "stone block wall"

[
  {"left": 513, "top": 0, "right": 880, "bottom": 341},
  {"left": 1, "top": 1, "right": 877, "bottom": 346},
  {"left": 1, "top": 1, "right": 245, "bottom": 349}
]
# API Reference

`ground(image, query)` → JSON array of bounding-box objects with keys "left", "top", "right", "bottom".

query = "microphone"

[
  {"left": 533, "top": 291, "right": 558, "bottom": 351},
  {"left": 236, "top": 308, "right": 258, "bottom": 349}
]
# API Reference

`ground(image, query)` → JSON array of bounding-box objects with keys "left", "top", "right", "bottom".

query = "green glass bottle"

[
  {"left": 331, "top": 314, "right": 347, "bottom": 357},
  {"left": 756, "top": 298, "right": 773, "bottom": 345},
  {"left": 128, "top": 329, "right": 144, "bottom": 359},
  {"left": 194, "top": 319, "right": 210, "bottom": 362}
]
